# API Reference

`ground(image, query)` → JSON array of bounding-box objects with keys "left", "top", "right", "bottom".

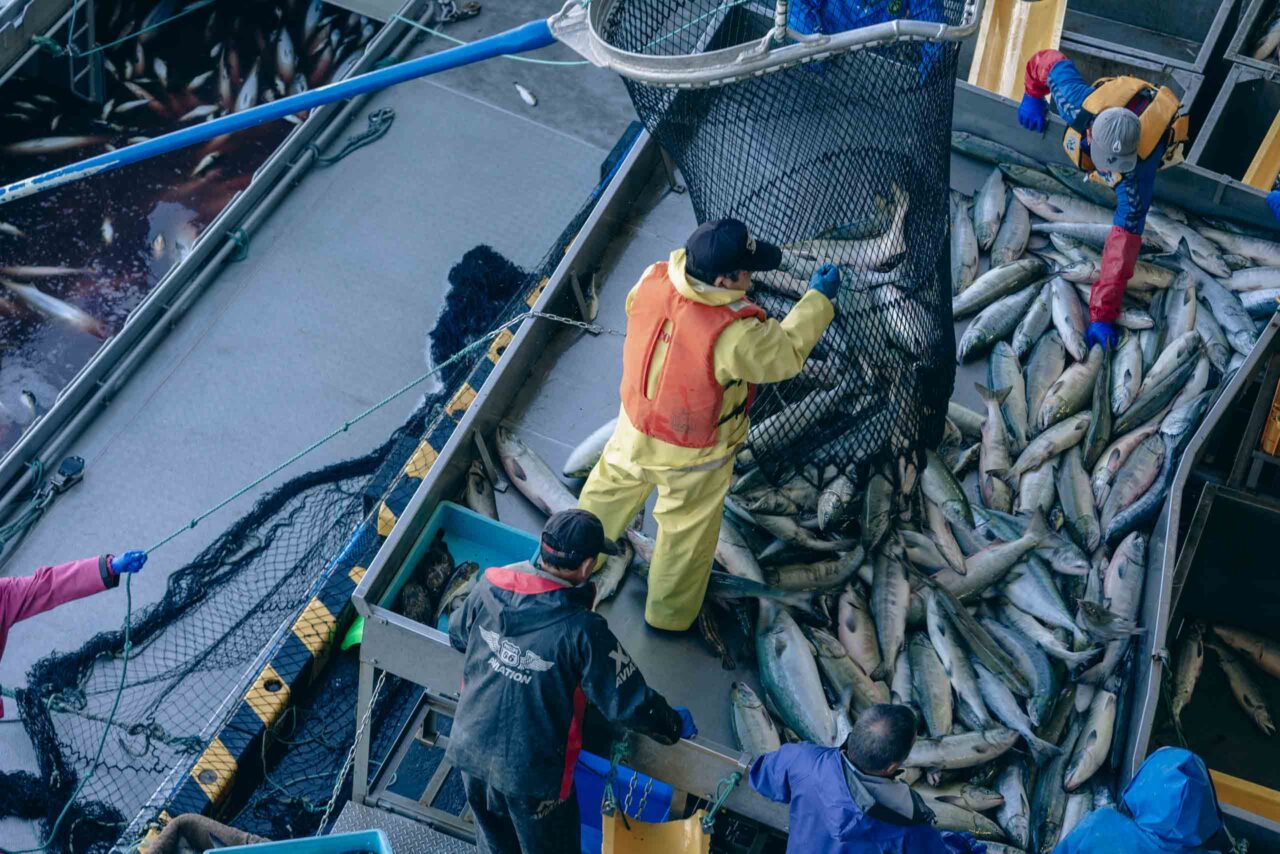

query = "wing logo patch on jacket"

[
  {"left": 480, "top": 627, "right": 554, "bottom": 684},
  {"left": 610, "top": 644, "right": 637, "bottom": 687}
]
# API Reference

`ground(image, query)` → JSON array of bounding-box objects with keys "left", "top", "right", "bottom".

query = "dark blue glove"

[
  {"left": 1268, "top": 190, "right": 1280, "bottom": 223},
  {"left": 674, "top": 706, "right": 697, "bottom": 739},
  {"left": 1018, "top": 93, "right": 1048, "bottom": 133},
  {"left": 808, "top": 264, "right": 841, "bottom": 301},
  {"left": 1085, "top": 321, "right": 1118, "bottom": 351},
  {"left": 112, "top": 550, "right": 147, "bottom": 575}
]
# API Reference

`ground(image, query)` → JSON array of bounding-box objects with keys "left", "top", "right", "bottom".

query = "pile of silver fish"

[
  {"left": 1173, "top": 622, "right": 1280, "bottom": 738},
  {"left": 440, "top": 132, "right": 1280, "bottom": 853}
]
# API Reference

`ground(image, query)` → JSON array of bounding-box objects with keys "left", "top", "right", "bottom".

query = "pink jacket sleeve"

[
  {"left": 1024, "top": 49, "right": 1067, "bottom": 99},
  {"left": 0, "top": 556, "right": 114, "bottom": 717}
]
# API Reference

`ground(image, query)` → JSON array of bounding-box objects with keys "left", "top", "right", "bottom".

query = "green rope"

[
  {"left": 700, "top": 770, "right": 742, "bottom": 832},
  {"left": 391, "top": 14, "right": 590, "bottom": 66},
  {"left": 39, "top": 0, "right": 219, "bottom": 59}
]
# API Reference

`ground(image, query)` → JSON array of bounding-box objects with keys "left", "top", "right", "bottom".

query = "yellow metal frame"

[
  {"left": 1243, "top": 112, "right": 1280, "bottom": 192},
  {"left": 1211, "top": 769, "right": 1280, "bottom": 824},
  {"left": 967, "top": 0, "right": 1066, "bottom": 100}
]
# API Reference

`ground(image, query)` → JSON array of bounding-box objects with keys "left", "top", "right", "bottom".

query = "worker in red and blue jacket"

[
  {"left": 1017, "top": 50, "right": 1190, "bottom": 351},
  {"left": 0, "top": 551, "right": 147, "bottom": 718},
  {"left": 445, "top": 509, "right": 693, "bottom": 854}
]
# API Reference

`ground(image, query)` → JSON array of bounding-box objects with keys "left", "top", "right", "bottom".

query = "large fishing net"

[
  {"left": 605, "top": 0, "right": 963, "bottom": 485},
  {"left": 0, "top": 123, "right": 642, "bottom": 853}
]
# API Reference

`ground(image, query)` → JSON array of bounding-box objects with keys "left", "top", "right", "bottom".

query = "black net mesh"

[
  {"left": 0, "top": 124, "right": 641, "bottom": 854},
  {"left": 605, "top": 0, "right": 961, "bottom": 484}
]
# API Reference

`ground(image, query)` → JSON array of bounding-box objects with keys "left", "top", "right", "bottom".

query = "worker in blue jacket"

[
  {"left": 750, "top": 703, "right": 986, "bottom": 853},
  {"left": 1054, "top": 747, "right": 1228, "bottom": 853},
  {"left": 787, "top": 0, "right": 945, "bottom": 78}
]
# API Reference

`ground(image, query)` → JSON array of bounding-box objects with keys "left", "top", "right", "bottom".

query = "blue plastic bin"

[
  {"left": 575, "top": 750, "right": 673, "bottom": 854},
  {"left": 217, "top": 829, "right": 391, "bottom": 853},
  {"left": 377, "top": 502, "right": 540, "bottom": 631}
]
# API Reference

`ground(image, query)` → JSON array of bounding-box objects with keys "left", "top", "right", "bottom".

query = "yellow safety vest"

[{"left": 1062, "top": 76, "right": 1190, "bottom": 187}]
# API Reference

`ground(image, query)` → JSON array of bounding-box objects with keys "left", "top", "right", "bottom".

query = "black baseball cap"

[
  {"left": 685, "top": 219, "right": 783, "bottom": 283},
  {"left": 541, "top": 509, "right": 620, "bottom": 565}
]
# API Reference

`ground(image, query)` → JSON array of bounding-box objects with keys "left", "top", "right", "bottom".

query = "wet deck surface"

[{"left": 0, "top": 3, "right": 633, "bottom": 845}]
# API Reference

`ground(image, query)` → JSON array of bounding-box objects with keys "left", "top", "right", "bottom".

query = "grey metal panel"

[
  {"left": 1059, "top": 39, "right": 1205, "bottom": 116},
  {"left": 0, "top": 0, "right": 70, "bottom": 85},
  {"left": 1188, "top": 63, "right": 1280, "bottom": 188},
  {"left": 1227, "top": 0, "right": 1280, "bottom": 74},
  {"left": 1123, "top": 316, "right": 1280, "bottom": 786},
  {"left": 952, "top": 80, "right": 1280, "bottom": 231},
  {"left": 1060, "top": 0, "right": 1237, "bottom": 73}
]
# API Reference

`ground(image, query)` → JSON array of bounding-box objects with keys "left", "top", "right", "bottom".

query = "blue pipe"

[{"left": 0, "top": 19, "right": 557, "bottom": 205}]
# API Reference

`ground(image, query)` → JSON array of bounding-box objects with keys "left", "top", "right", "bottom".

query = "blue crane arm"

[{"left": 0, "top": 19, "right": 556, "bottom": 205}]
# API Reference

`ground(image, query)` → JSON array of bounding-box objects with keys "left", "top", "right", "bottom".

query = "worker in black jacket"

[{"left": 446, "top": 509, "right": 696, "bottom": 854}]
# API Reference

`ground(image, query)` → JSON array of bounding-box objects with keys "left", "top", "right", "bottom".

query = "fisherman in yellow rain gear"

[{"left": 578, "top": 219, "right": 838, "bottom": 631}]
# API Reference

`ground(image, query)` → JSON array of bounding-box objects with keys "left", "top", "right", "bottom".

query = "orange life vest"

[
  {"left": 621, "top": 263, "right": 767, "bottom": 449},
  {"left": 1062, "top": 76, "right": 1190, "bottom": 188}
]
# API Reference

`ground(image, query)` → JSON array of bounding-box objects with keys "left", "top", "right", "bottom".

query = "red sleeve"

[
  {"left": 0, "top": 557, "right": 110, "bottom": 637},
  {"left": 1090, "top": 227, "right": 1143, "bottom": 325},
  {"left": 1025, "top": 49, "right": 1068, "bottom": 99}
]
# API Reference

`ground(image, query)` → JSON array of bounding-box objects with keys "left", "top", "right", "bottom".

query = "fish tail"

[
  {"left": 1027, "top": 733, "right": 1062, "bottom": 765},
  {"left": 1025, "top": 510, "right": 1050, "bottom": 544},
  {"left": 974, "top": 382, "right": 1012, "bottom": 405}
]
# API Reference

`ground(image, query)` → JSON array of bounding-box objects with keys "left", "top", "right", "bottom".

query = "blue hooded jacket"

[
  {"left": 1054, "top": 748, "right": 1224, "bottom": 853},
  {"left": 750, "top": 744, "right": 985, "bottom": 854}
]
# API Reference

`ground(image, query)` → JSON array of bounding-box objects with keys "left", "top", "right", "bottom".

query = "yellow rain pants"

[{"left": 579, "top": 446, "right": 734, "bottom": 631}]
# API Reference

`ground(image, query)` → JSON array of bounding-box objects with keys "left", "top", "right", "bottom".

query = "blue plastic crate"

[
  {"left": 381, "top": 501, "right": 540, "bottom": 630},
  {"left": 218, "top": 829, "right": 391, "bottom": 853},
  {"left": 575, "top": 750, "right": 673, "bottom": 854}
]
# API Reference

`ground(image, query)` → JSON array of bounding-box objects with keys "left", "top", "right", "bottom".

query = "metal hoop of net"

[{"left": 571, "top": 0, "right": 968, "bottom": 488}]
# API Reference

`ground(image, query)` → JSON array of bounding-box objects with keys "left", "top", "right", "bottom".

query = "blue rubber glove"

[
  {"left": 112, "top": 550, "right": 147, "bottom": 575},
  {"left": 674, "top": 706, "right": 697, "bottom": 739},
  {"left": 808, "top": 263, "right": 841, "bottom": 301},
  {"left": 1085, "top": 321, "right": 1118, "bottom": 351},
  {"left": 1018, "top": 93, "right": 1048, "bottom": 133},
  {"left": 1268, "top": 190, "right": 1280, "bottom": 223}
]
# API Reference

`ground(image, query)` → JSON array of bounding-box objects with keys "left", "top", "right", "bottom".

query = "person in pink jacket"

[{"left": 0, "top": 550, "right": 147, "bottom": 717}]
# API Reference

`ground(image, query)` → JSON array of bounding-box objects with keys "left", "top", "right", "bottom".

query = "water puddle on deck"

[{"left": 0, "top": 0, "right": 376, "bottom": 455}]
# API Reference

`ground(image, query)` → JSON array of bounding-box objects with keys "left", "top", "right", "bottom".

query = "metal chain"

[
  {"left": 623, "top": 771, "right": 637, "bottom": 817},
  {"left": 636, "top": 776, "right": 653, "bottom": 818},
  {"left": 317, "top": 670, "right": 387, "bottom": 832},
  {"left": 527, "top": 310, "right": 625, "bottom": 336}
]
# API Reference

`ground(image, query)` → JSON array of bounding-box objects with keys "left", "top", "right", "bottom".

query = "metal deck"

[{"left": 0, "top": 1, "right": 635, "bottom": 847}]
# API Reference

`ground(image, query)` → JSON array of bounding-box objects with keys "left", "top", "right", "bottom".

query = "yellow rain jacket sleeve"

[{"left": 606, "top": 249, "right": 834, "bottom": 473}]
